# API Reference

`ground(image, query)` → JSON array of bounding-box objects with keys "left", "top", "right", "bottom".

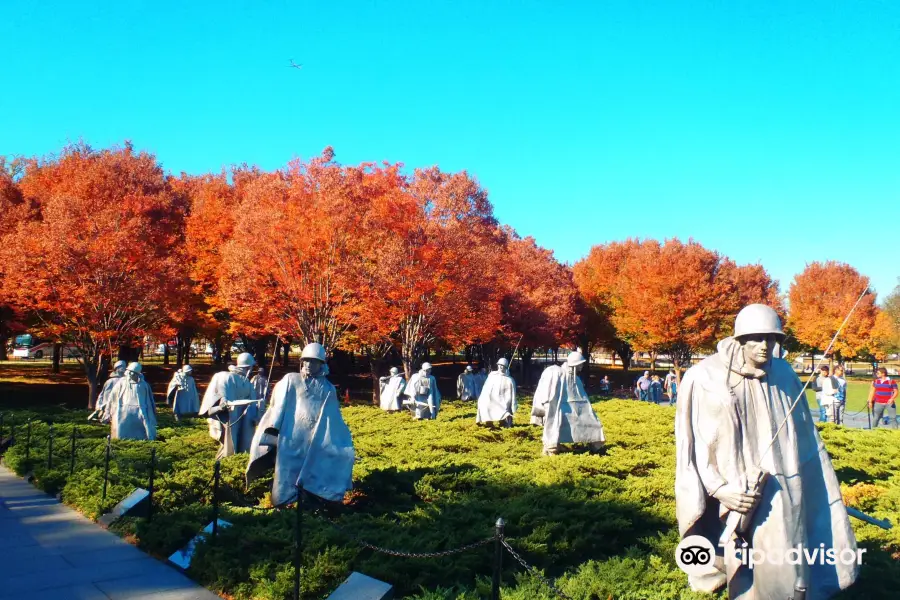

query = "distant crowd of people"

[{"left": 632, "top": 370, "right": 678, "bottom": 404}]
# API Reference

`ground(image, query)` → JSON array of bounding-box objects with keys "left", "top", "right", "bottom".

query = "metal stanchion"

[
  {"left": 294, "top": 485, "right": 303, "bottom": 600},
  {"left": 102, "top": 435, "right": 111, "bottom": 500},
  {"left": 147, "top": 448, "right": 156, "bottom": 522},
  {"left": 47, "top": 424, "right": 54, "bottom": 469},
  {"left": 25, "top": 420, "right": 32, "bottom": 463},
  {"left": 69, "top": 427, "right": 77, "bottom": 475},
  {"left": 492, "top": 518, "right": 505, "bottom": 600},
  {"left": 211, "top": 460, "right": 221, "bottom": 541}
]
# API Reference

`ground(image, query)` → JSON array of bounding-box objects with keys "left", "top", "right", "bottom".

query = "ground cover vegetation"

[{"left": 3, "top": 391, "right": 900, "bottom": 600}]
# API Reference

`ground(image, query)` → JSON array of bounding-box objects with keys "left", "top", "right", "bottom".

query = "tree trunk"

[
  {"left": 282, "top": 340, "right": 290, "bottom": 368},
  {"left": 0, "top": 333, "right": 8, "bottom": 361},
  {"left": 85, "top": 355, "right": 101, "bottom": 409},
  {"left": 163, "top": 342, "right": 170, "bottom": 366},
  {"left": 613, "top": 340, "right": 632, "bottom": 370},
  {"left": 369, "top": 357, "right": 381, "bottom": 404},
  {"left": 52, "top": 343, "right": 62, "bottom": 373}
]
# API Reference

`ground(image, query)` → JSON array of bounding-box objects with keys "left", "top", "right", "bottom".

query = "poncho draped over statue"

[
  {"left": 251, "top": 373, "right": 270, "bottom": 408},
  {"left": 199, "top": 371, "right": 258, "bottom": 457},
  {"left": 166, "top": 371, "right": 200, "bottom": 416},
  {"left": 95, "top": 374, "right": 122, "bottom": 423},
  {"left": 108, "top": 377, "right": 157, "bottom": 441},
  {"left": 404, "top": 372, "right": 441, "bottom": 419},
  {"left": 531, "top": 365, "right": 605, "bottom": 448},
  {"left": 246, "top": 373, "right": 354, "bottom": 505},
  {"left": 476, "top": 372, "right": 517, "bottom": 423},
  {"left": 457, "top": 372, "right": 478, "bottom": 401},
  {"left": 379, "top": 374, "right": 406, "bottom": 411},
  {"left": 675, "top": 337, "right": 858, "bottom": 599}
]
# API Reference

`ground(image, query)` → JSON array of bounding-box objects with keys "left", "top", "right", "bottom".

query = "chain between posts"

[
  {"left": 318, "top": 516, "right": 494, "bottom": 559},
  {"left": 500, "top": 539, "right": 573, "bottom": 600}
]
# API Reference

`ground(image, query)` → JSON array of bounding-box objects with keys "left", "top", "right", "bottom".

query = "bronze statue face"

[
  {"left": 301, "top": 359, "right": 322, "bottom": 378},
  {"left": 740, "top": 333, "right": 776, "bottom": 368}
]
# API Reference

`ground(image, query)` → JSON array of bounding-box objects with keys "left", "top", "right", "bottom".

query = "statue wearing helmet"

[
  {"left": 250, "top": 365, "right": 270, "bottom": 410},
  {"left": 246, "top": 342, "right": 355, "bottom": 506},
  {"left": 166, "top": 363, "right": 200, "bottom": 421},
  {"left": 93, "top": 359, "right": 128, "bottom": 423},
  {"left": 379, "top": 366, "right": 406, "bottom": 412},
  {"left": 403, "top": 362, "right": 441, "bottom": 420},
  {"left": 107, "top": 362, "right": 157, "bottom": 441},
  {"left": 675, "top": 304, "right": 858, "bottom": 598},
  {"left": 531, "top": 351, "right": 605, "bottom": 455},
  {"left": 476, "top": 357, "right": 517, "bottom": 427},
  {"left": 457, "top": 364, "right": 479, "bottom": 402},
  {"left": 199, "top": 352, "right": 260, "bottom": 459}
]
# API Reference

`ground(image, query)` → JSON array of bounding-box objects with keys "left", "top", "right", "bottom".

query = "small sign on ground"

[
  {"left": 98, "top": 488, "right": 150, "bottom": 527},
  {"left": 326, "top": 571, "right": 393, "bottom": 600},
  {"left": 168, "top": 519, "right": 233, "bottom": 570}
]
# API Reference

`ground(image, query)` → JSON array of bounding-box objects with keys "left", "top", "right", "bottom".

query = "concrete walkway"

[{"left": 0, "top": 465, "right": 220, "bottom": 600}]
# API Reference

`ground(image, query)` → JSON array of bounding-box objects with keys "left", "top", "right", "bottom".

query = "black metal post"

[
  {"left": 47, "top": 424, "right": 54, "bottom": 469},
  {"left": 102, "top": 435, "right": 111, "bottom": 500},
  {"left": 70, "top": 427, "right": 77, "bottom": 475},
  {"left": 147, "top": 448, "right": 156, "bottom": 523},
  {"left": 867, "top": 404, "right": 872, "bottom": 429},
  {"left": 492, "top": 517, "right": 505, "bottom": 600},
  {"left": 211, "top": 460, "right": 221, "bottom": 540},
  {"left": 25, "top": 420, "right": 32, "bottom": 463},
  {"left": 294, "top": 485, "right": 303, "bottom": 600}
]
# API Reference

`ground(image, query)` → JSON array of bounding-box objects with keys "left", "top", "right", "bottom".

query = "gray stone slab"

[
  {"left": 2, "top": 583, "right": 109, "bottom": 600},
  {"left": 0, "top": 465, "right": 219, "bottom": 600},
  {"left": 93, "top": 567, "right": 202, "bottom": 600},
  {"left": 327, "top": 571, "right": 394, "bottom": 600},
  {"left": 128, "top": 588, "right": 222, "bottom": 600},
  {"left": 0, "top": 553, "right": 73, "bottom": 578},
  {"left": 61, "top": 544, "right": 150, "bottom": 568},
  {"left": 0, "top": 554, "right": 158, "bottom": 597}
]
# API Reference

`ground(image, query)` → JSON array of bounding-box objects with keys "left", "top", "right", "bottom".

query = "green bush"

[{"left": 3, "top": 398, "right": 900, "bottom": 599}]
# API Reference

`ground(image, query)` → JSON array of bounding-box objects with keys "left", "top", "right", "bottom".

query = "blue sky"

[{"left": 2, "top": 1, "right": 899, "bottom": 300}]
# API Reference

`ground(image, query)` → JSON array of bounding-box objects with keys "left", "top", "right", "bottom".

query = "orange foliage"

[
  {"left": 787, "top": 261, "right": 876, "bottom": 358},
  {"left": 0, "top": 143, "right": 187, "bottom": 404}
]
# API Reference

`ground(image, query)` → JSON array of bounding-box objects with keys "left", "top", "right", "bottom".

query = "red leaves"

[
  {"left": 574, "top": 238, "right": 783, "bottom": 357},
  {"left": 787, "top": 261, "right": 876, "bottom": 357}
]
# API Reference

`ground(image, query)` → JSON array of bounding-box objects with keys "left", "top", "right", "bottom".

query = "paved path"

[{"left": 0, "top": 465, "right": 220, "bottom": 600}]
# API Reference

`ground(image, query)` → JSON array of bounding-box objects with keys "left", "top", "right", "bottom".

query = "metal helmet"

[
  {"left": 389, "top": 366, "right": 399, "bottom": 376},
  {"left": 421, "top": 362, "right": 432, "bottom": 371},
  {"left": 113, "top": 360, "right": 127, "bottom": 373},
  {"left": 734, "top": 304, "right": 785, "bottom": 340},
  {"left": 497, "top": 358, "right": 509, "bottom": 367},
  {"left": 465, "top": 365, "right": 473, "bottom": 372},
  {"left": 126, "top": 362, "right": 142, "bottom": 374},
  {"left": 566, "top": 351, "right": 586, "bottom": 367},
  {"left": 182, "top": 364, "right": 193, "bottom": 374},
  {"left": 236, "top": 352, "right": 256, "bottom": 368},
  {"left": 300, "top": 342, "right": 326, "bottom": 363}
]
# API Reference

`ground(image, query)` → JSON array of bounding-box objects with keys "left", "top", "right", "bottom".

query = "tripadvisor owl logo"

[{"left": 675, "top": 535, "right": 718, "bottom": 577}]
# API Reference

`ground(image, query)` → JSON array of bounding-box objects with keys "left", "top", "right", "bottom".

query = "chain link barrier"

[
  {"left": 319, "top": 515, "right": 494, "bottom": 559},
  {"left": 500, "top": 539, "right": 573, "bottom": 600}
]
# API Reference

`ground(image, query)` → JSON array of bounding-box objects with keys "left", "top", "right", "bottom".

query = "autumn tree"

[
  {"left": 498, "top": 230, "right": 581, "bottom": 381},
  {"left": 867, "top": 280, "right": 900, "bottom": 361},
  {"left": 0, "top": 156, "right": 33, "bottom": 359},
  {"left": 575, "top": 238, "right": 782, "bottom": 378},
  {"left": 787, "top": 261, "right": 877, "bottom": 364},
  {"left": 572, "top": 239, "right": 643, "bottom": 369},
  {"left": 177, "top": 171, "right": 244, "bottom": 365},
  {"left": 0, "top": 143, "right": 187, "bottom": 406},
  {"left": 219, "top": 149, "right": 377, "bottom": 359}
]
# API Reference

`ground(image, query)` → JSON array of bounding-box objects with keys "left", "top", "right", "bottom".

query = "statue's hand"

[{"left": 712, "top": 485, "right": 761, "bottom": 514}]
